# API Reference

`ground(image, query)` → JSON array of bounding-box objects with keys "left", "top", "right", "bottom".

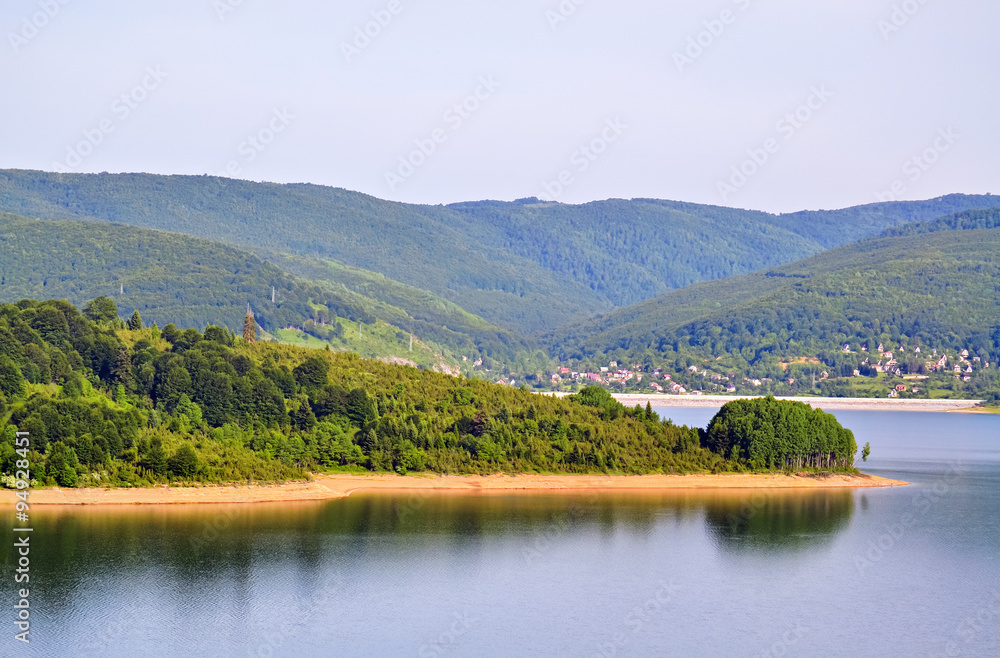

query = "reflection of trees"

[
  {"left": 10, "top": 493, "right": 692, "bottom": 597},
  {"left": 4, "top": 489, "right": 857, "bottom": 614},
  {"left": 703, "top": 490, "right": 854, "bottom": 551}
]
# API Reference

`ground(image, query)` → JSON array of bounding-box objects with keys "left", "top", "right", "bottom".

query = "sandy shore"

[
  {"left": 546, "top": 392, "right": 982, "bottom": 412},
  {"left": 1, "top": 472, "right": 909, "bottom": 506}
]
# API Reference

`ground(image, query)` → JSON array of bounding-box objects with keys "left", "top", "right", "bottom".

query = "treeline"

[
  {"left": 705, "top": 397, "right": 857, "bottom": 470},
  {"left": 0, "top": 211, "right": 528, "bottom": 365},
  {"left": 879, "top": 207, "right": 1000, "bottom": 238},
  {"left": 1, "top": 298, "right": 752, "bottom": 488}
]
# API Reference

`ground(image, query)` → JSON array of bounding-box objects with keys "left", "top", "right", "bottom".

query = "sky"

[{"left": 2, "top": 0, "right": 997, "bottom": 213}]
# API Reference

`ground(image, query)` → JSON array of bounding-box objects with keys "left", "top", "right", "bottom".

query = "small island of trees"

[{"left": 705, "top": 397, "right": 858, "bottom": 471}]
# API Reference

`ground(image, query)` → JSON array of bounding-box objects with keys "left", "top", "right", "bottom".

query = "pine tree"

[
  {"left": 111, "top": 346, "right": 132, "bottom": 386},
  {"left": 243, "top": 304, "right": 256, "bottom": 344},
  {"left": 127, "top": 310, "right": 143, "bottom": 331}
]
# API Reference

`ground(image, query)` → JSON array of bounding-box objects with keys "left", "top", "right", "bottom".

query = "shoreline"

[
  {"left": 2, "top": 472, "right": 910, "bottom": 506},
  {"left": 547, "top": 392, "right": 983, "bottom": 412}
]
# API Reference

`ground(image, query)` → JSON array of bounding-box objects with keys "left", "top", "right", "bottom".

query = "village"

[{"left": 471, "top": 342, "right": 992, "bottom": 400}]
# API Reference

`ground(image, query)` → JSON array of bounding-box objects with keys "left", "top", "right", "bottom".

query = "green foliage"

[
  {"left": 58, "top": 464, "right": 78, "bottom": 487},
  {"left": 569, "top": 386, "right": 626, "bottom": 419},
  {"left": 547, "top": 228, "right": 1000, "bottom": 395},
  {"left": 879, "top": 207, "right": 1000, "bottom": 238},
  {"left": 2, "top": 170, "right": 992, "bottom": 334},
  {"left": 861, "top": 442, "right": 871, "bottom": 463},
  {"left": 0, "top": 356, "right": 24, "bottom": 399},
  {"left": 142, "top": 438, "right": 168, "bottom": 476},
  {"left": 167, "top": 444, "right": 199, "bottom": 478},
  {"left": 0, "top": 297, "right": 740, "bottom": 484},
  {"left": 84, "top": 296, "right": 119, "bottom": 325},
  {"left": 706, "top": 397, "right": 858, "bottom": 471},
  {"left": 293, "top": 356, "right": 329, "bottom": 390},
  {"left": 0, "top": 210, "right": 528, "bottom": 368}
]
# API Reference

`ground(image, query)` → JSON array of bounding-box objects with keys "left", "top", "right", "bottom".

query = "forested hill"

[
  {"left": 1, "top": 169, "right": 994, "bottom": 333},
  {"left": 543, "top": 227, "right": 1000, "bottom": 373},
  {"left": 0, "top": 212, "right": 529, "bottom": 367},
  {"left": 878, "top": 207, "right": 1000, "bottom": 238},
  {"left": 761, "top": 196, "right": 998, "bottom": 248},
  {"left": 0, "top": 299, "right": 741, "bottom": 487}
]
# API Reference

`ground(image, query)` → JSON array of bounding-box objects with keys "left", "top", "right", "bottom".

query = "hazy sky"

[{"left": 2, "top": 0, "right": 997, "bottom": 212}]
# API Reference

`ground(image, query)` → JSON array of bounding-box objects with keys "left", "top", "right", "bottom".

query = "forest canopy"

[{"left": 705, "top": 397, "right": 858, "bottom": 470}]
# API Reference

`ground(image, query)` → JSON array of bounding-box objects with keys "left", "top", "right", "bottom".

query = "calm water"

[{"left": 2, "top": 409, "right": 998, "bottom": 657}]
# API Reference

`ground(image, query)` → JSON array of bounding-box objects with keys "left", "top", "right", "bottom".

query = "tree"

[
  {"left": 58, "top": 464, "right": 78, "bottom": 487},
  {"left": 0, "top": 356, "right": 25, "bottom": 400},
  {"left": 862, "top": 442, "right": 871, "bottom": 463},
  {"left": 174, "top": 394, "right": 204, "bottom": 427},
  {"left": 167, "top": 445, "right": 199, "bottom": 478},
  {"left": 143, "top": 438, "right": 168, "bottom": 475},
  {"left": 291, "top": 397, "right": 317, "bottom": 431},
  {"left": 84, "top": 296, "right": 119, "bottom": 325},
  {"left": 127, "top": 310, "right": 143, "bottom": 331},
  {"left": 293, "top": 356, "right": 329, "bottom": 389},
  {"left": 204, "top": 325, "right": 233, "bottom": 346},
  {"left": 46, "top": 442, "right": 80, "bottom": 486},
  {"left": 347, "top": 388, "right": 378, "bottom": 427},
  {"left": 161, "top": 323, "right": 180, "bottom": 344},
  {"left": 111, "top": 346, "right": 132, "bottom": 386},
  {"left": 243, "top": 304, "right": 256, "bottom": 344}
]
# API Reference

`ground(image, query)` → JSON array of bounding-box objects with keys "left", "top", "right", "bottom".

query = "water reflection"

[
  {"left": 16, "top": 488, "right": 858, "bottom": 597},
  {"left": 703, "top": 489, "right": 855, "bottom": 552}
]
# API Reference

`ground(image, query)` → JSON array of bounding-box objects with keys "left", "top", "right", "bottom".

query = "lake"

[{"left": 2, "top": 409, "right": 998, "bottom": 657}]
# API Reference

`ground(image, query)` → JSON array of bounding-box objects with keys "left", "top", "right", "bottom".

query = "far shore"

[
  {"left": 2, "top": 472, "right": 909, "bottom": 506},
  {"left": 547, "top": 392, "right": 983, "bottom": 412}
]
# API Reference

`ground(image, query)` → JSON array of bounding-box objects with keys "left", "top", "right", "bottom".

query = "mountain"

[
  {"left": 0, "top": 211, "right": 529, "bottom": 369},
  {"left": 543, "top": 221, "right": 1000, "bottom": 376},
  {"left": 1, "top": 169, "right": 993, "bottom": 334}
]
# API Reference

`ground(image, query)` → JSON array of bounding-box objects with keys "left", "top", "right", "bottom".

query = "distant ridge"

[{"left": 1, "top": 169, "right": 993, "bottom": 334}]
